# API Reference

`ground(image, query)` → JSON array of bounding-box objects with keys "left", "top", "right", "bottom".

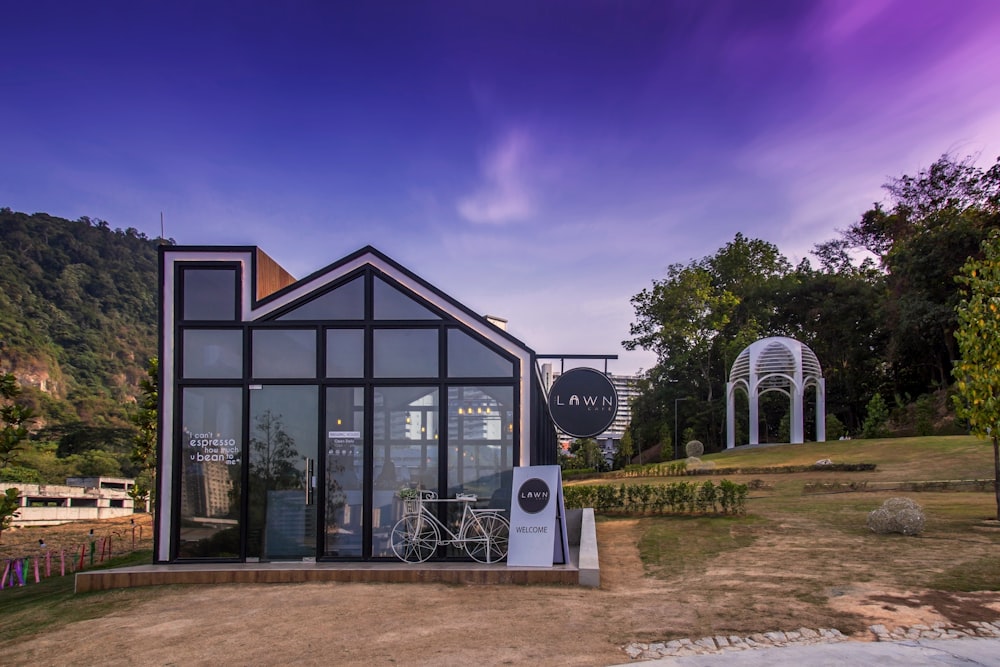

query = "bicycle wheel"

[
  {"left": 465, "top": 513, "right": 509, "bottom": 564},
  {"left": 390, "top": 514, "right": 440, "bottom": 563}
]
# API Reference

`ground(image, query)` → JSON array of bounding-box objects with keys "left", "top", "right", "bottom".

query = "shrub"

[
  {"left": 861, "top": 394, "right": 890, "bottom": 439},
  {"left": 867, "top": 497, "right": 925, "bottom": 535},
  {"left": 825, "top": 413, "right": 845, "bottom": 440},
  {"left": 696, "top": 480, "right": 718, "bottom": 512},
  {"left": 563, "top": 480, "right": 747, "bottom": 516}
]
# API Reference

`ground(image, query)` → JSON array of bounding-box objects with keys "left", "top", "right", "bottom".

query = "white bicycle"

[{"left": 390, "top": 490, "right": 510, "bottom": 564}]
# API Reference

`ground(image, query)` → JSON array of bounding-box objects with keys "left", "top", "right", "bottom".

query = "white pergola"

[{"left": 726, "top": 336, "right": 825, "bottom": 448}]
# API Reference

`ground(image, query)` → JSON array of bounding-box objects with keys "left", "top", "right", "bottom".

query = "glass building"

[{"left": 155, "top": 245, "right": 558, "bottom": 563}]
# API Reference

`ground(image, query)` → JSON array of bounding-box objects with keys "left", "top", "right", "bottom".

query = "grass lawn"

[
  {"left": 579, "top": 435, "right": 1000, "bottom": 633},
  {"left": 0, "top": 551, "right": 157, "bottom": 643},
  {"left": 3, "top": 435, "right": 998, "bottom": 651}
]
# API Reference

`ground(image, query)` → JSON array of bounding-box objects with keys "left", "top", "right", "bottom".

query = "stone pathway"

[{"left": 622, "top": 621, "right": 1000, "bottom": 661}]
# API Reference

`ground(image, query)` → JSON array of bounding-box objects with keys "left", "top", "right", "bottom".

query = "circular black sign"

[
  {"left": 547, "top": 367, "right": 619, "bottom": 438},
  {"left": 517, "top": 477, "right": 551, "bottom": 514}
]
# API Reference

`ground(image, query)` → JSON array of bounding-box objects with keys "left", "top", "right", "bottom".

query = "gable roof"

[{"left": 256, "top": 245, "right": 534, "bottom": 357}]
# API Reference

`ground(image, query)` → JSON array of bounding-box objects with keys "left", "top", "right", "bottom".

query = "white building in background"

[
  {"left": 2, "top": 477, "right": 137, "bottom": 527},
  {"left": 541, "top": 364, "right": 640, "bottom": 457}
]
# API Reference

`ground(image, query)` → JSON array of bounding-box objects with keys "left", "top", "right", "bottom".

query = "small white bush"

[
  {"left": 685, "top": 456, "right": 715, "bottom": 471},
  {"left": 867, "top": 497, "right": 925, "bottom": 536}
]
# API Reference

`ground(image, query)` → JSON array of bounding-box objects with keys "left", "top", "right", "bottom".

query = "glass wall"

[
  {"left": 169, "top": 258, "right": 523, "bottom": 562},
  {"left": 178, "top": 387, "right": 242, "bottom": 558}
]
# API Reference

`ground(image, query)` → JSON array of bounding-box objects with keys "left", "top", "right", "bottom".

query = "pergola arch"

[{"left": 726, "top": 336, "right": 826, "bottom": 448}]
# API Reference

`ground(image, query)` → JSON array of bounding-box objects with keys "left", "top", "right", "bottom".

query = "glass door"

[
  {"left": 247, "top": 385, "right": 318, "bottom": 560},
  {"left": 324, "top": 387, "right": 365, "bottom": 557}
]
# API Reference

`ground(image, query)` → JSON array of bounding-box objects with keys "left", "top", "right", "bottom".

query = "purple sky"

[{"left": 4, "top": 1, "right": 1000, "bottom": 375}]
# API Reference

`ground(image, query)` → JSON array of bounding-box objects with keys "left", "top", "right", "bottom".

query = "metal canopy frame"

[
  {"left": 536, "top": 354, "right": 618, "bottom": 375},
  {"left": 725, "top": 337, "right": 826, "bottom": 448}
]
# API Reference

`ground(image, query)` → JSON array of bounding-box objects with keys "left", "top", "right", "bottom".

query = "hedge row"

[
  {"left": 563, "top": 480, "right": 748, "bottom": 515},
  {"left": 605, "top": 461, "right": 876, "bottom": 479}
]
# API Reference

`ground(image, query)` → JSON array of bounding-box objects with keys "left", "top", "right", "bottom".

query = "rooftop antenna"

[{"left": 160, "top": 212, "right": 165, "bottom": 244}]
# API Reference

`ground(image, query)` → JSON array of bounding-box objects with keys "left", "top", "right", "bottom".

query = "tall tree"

[
  {"left": 614, "top": 428, "right": 635, "bottom": 470},
  {"left": 624, "top": 235, "right": 792, "bottom": 449},
  {"left": 952, "top": 231, "right": 1000, "bottom": 520},
  {"left": 771, "top": 252, "right": 889, "bottom": 432},
  {"left": 847, "top": 154, "right": 1000, "bottom": 393},
  {"left": 130, "top": 357, "right": 158, "bottom": 510}
]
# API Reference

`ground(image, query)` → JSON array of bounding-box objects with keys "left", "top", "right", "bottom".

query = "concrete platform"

[
  {"left": 75, "top": 559, "right": 579, "bottom": 592},
  {"left": 76, "top": 508, "right": 600, "bottom": 592}
]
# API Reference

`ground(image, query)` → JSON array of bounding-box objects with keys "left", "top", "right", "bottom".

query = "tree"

[
  {"left": 614, "top": 428, "right": 635, "bottom": 470},
  {"left": 249, "top": 410, "right": 300, "bottom": 488},
  {"left": 130, "top": 357, "right": 158, "bottom": 510},
  {"left": 625, "top": 235, "right": 793, "bottom": 449},
  {"left": 846, "top": 154, "right": 1000, "bottom": 392},
  {"left": 0, "top": 487, "right": 20, "bottom": 543},
  {"left": 248, "top": 409, "right": 301, "bottom": 557},
  {"left": 952, "top": 230, "right": 1000, "bottom": 520},
  {"left": 861, "top": 394, "right": 890, "bottom": 439},
  {"left": 1, "top": 372, "right": 35, "bottom": 470},
  {"left": 562, "top": 438, "right": 605, "bottom": 471},
  {"left": 771, "top": 251, "right": 889, "bottom": 433}
]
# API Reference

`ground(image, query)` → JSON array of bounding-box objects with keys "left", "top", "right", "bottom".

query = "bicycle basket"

[
  {"left": 403, "top": 498, "right": 421, "bottom": 514},
  {"left": 401, "top": 489, "right": 437, "bottom": 514}
]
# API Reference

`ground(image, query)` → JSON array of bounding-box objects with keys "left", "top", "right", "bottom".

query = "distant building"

[{"left": 1, "top": 477, "right": 137, "bottom": 527}]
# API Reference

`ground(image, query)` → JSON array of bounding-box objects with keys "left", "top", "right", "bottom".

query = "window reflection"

[
  {"left": 277, "top": 276, "right": 364, "bottom": 321},
  {"left": 447, "top": 329, "right": 514, "bottom": 378},
  {"left": 373, "top": 277, "right": 440, "bottom": 320},
  {"left": 373, "top": 329, "right": 438, "bottom": 377},
  {"left": 326, "top": 329, "right": 365, "bottom": 378},
  {"left": 247, "top": 386, "right": 318, "bottom": 560},
  {"left": 325, "top": 387, "right": 365, "bottom": 558},
  {"left": 178, "top": 387, "right": 242, "bottom": 559},
  {"left": 371, "top": 386, "right": 439, "bottom": 557},
  {"left": 448, "top": 386, "right": 514, "bottom": 512},
  {"left": 182, "top": 329, "right": 243, "bottom": 379},
  {"left": 182, "top": 268, "right": 237, "bottom": 321},
  {"left": 252, "top": 329, "right": 317, "bottom": 378}
]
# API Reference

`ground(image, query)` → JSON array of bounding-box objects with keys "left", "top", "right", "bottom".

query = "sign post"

[{"left": 507, "top": 465, "right": 569, "bottom": 567}]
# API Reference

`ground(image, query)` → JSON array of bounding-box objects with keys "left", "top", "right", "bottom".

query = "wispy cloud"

[{"left": 456, "top": 129, "right": 534, "bottom": 224}]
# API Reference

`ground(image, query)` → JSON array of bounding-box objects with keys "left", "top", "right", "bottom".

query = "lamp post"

[{"left": 674, "top": 397, "right": 691, "bottom": 460}]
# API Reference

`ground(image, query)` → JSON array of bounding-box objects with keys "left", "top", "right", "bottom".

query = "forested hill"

[{"left": 0, "top": 208, "right": 164, "bottom": 426}]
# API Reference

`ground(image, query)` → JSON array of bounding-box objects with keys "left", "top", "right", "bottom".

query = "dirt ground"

[{"left": 4, "top": 514, "right": 1000, "bottom": 667}]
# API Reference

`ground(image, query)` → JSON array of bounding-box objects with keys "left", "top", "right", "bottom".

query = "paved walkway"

[
  {"left": 611, "top": 622, "right": 1000, "bottom": 666},
  {"left": 610, "top": 637, "right": 1000, "bottom": 666}
]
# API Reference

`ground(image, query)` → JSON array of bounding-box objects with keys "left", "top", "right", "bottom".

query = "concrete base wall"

[{"left": 565, "top": 507, "right": 600, "bottom": 588}]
